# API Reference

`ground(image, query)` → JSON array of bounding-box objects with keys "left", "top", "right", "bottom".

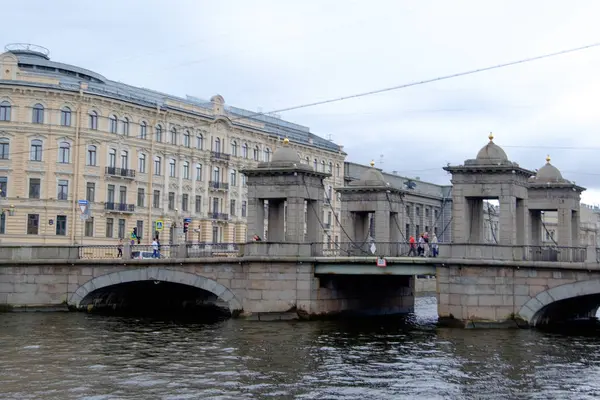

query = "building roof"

[
  {"left": 533, "top": 155, "right": 564, "bottom": 183},
  {"left": 475, "top": 133, "right": 509, "bottom": 163},
  {"left": 0, "top": 44, "right": 341, "bottom": 154}
]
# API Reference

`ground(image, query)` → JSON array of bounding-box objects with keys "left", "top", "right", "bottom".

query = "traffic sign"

[
  {"left": 184, "top": 217, "right": 192, "bottom": 223},
  {"left": 78, "top": 199, "right": 88, "bottom": 214},
  {"left": 376, "top": 257, "right": 387, "bottom": 268},
  {"left": 80, "top": 213, "right": 89, "bottom": 220},
  {"left": 155, "top": 220, "right": 164, "bottom": 231}
]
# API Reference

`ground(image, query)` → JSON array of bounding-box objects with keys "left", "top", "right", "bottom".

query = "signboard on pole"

[
  {"left": 78, "top": 200, "right": 90, "bottom": 220},
  {"left": 155, "top": 220, "right": 164, "bottom": 231},
  {"left": 184, "top": 217, "right": 192, "bottom": 223}
]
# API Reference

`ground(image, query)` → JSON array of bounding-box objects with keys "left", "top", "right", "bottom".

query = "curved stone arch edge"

[
  {"left": 68, "top": 267, "right": 243, "bottom": 313},
  {"left": 518, "top": 279, "right": 600, "bottom": 325}
]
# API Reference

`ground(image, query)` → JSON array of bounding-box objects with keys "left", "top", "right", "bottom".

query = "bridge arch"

[
  {"left": 69, "top": 268, "right": 243, "bottom": 313},
  {"left": 518, "top": 279, "right": 600, "bottom": 326}
]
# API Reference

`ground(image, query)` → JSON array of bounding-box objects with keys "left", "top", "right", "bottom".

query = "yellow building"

[{"left": 0, "top": 44, "right": 345, "bottom": 245}]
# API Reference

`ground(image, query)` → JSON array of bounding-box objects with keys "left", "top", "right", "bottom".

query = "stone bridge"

[{"left": 2, "top": 243, "right": 600, "bottom": 326}]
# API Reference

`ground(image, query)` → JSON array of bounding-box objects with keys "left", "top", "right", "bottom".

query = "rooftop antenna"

[{"left": 327, "top": 134, "right": 333, "bottom": 141}]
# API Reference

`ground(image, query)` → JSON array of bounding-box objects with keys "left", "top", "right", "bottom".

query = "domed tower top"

[{"left": 475, "top": 132, "right": 509, "bottom": 163}]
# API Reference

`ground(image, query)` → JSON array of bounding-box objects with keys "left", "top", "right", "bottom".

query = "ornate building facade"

[{"left": 0, "top": 44, "right": 345, "bottom": 245}]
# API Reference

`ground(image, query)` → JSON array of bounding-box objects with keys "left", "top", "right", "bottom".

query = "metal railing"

[
  {"left": 105, "top": 166, "right": 136, "bottom": 178},
  {"left": 209, "top": 181, "right": 229, "bottom": 190},
  {"left": 186, "top": 243, "right": 241, "bottom": 257},
  {"left": 210, "top": 151, "right": 231, "bottom": 161},
  {"left": 208, "top": 212, "right": 229, "bottom": 221},
  {"left": 104, "top": 202, "right": 135, "bottom": 212}
]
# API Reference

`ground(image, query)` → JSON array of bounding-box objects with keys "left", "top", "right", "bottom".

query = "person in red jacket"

[{"left": 408, "top": 235, "right": 417, "bottom": 256}]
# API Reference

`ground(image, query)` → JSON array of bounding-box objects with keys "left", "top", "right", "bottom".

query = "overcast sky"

[{"left": 3, "top": 1, "right": 600, "bottom": 203}]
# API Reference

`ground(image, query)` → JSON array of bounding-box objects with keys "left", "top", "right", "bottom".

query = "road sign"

[
  {"left": 376, "top": 257, "right": 387, "bottom": 268},
  {"left": 184, "top": 217, "right": 192, "bottom": 223},
  {"left": 155, "top": 220, "right": 164, "bottom": 231},
  {"left": 78, "top": 199, "right": 88, "bottom": 214},
  {"left": 80, "top": 213, "right": 89, "bottom": 220}
]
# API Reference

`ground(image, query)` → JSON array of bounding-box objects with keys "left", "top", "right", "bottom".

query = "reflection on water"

[{"left": 2, "top": 297, "right": 600, "bottom": 399}]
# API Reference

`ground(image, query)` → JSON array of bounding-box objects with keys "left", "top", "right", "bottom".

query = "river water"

[{"left": 1, "top": 297, "right": 600, "bottom": 400}]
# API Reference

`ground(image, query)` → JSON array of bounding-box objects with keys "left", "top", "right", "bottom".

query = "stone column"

[
  {"left": 515, "top": 198, "right": 528, "bottom": 246},
  {"left": 530, "top": 210, "right": 542, "bottom": 246},
  {"left": 247, "top": 198, "right": 264, "bottom": 242},
  {"left": 451, "top": 194, "right": 467, "bottom": 243},
  {"left": 306, "top": 199, "right": 322, "bottom": 244},
  {"left": 373, "top": 209, "right": 391, "bottom": 256},
  {"left": 498, "top": 195, "right": 517, "bottom": 245},
  {"left": 572, "top": 209, "right": 580, "bottom": 246},
  {"left": 267, "top": 199, "right": 285, "bottom": 241},
  {"left": 390, "top": 212, "right": 401, "bottom": 256},
  {"left": 285, "top": 197, "right": 305, "bottom": 242},
  {"left": 557, "top": 207, "right": 573, "bottom": 247},
  {"left": 469, "top": 198, "right": 484, "bottom": 243}
]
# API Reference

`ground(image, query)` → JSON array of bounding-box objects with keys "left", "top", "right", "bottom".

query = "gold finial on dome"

[
  {"left": 282, "top": 137, "right": 290, "bottom": 145},
  {"left": 488, "top": 132, "right": 494, "bottom": 141},
  {"left": 369, "top": 160, "right": 375, "bottom": 167},
  {"left": 546, "top": 154, "right": 551, "bottom": 163}
]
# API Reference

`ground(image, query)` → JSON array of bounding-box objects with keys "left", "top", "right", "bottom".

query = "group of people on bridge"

[{"left": 408, "top": 232, "right": 439, "bottom": 257}]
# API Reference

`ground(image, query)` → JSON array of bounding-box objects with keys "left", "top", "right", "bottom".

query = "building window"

[
  {"left": 182, "top": 194, "right": 188, "bottom": 211},
  {"left": 108, "top": 148, "right": 116, "bottom": 168},
  {"left": 107, "top": 184, "right": 115, "bottom": 203},
  {"left": 56, "top": 215, "right": 67, "bottom": 236},
  {"left": 86, "top": 182, "right": 95, "bottom": 202},
  {"left": 27, "top": 214, "right": 39, "bottom": 235},
  {"left": 241, "top": 174, "right": 247, "bottom": 187},
  {"left": 425, "top": 208, "right": 430, "bottom": 218},
  {"left": 32, "top": 103, "right": 44, "bottom": 124},
  {"left": 57, "top": 179, "right": 69, "bottom": 200},
  {"left": 241, "top": 200, "right": 247, "bottom": 217},
  {"left": 60, "top": 107, "right": 71, "bottom": 126},
  {"left": 169, "top": 159, "right": 176, "bottom": 177},
  {"left": 183, "top": 161, "right": 190, "bottom": 179},
  {"left": 30, "top": 139, "right": 43, "bottom": 161},
  {"left": 137, "top": 188, "right": 145, "bottom": 207},
  {"left": 242, "top": 143, "right": 248, "bottom": 158},
  {"left": 168, "top": 192, "right": 175, "bottom": 210},
  {"left": 231, "top": 141, "right": 237, "bottom": 156},
  {"left": 195, "top": 195, "right": 202, "bottom": 213},
  {"left": 106, "top": 218, "right": 114, "bottom": 238},
  {"left": 212, "top": 226, "right": 219, "bottom": 243},
  {"left": 230, "top": 169, "right": 237, "bottom": 186},
  {"left": 313, "top": 159, "right": 317, "bottom": 171},
  {"left": 321, "top": 160, "right": 326, "bottom": 172},
  {"left": 154, "top": 156, "right": 161, "bottom": 175},
  {"left": 183, "top": 130, "right": 190, "bottom": 147},
  {"left": 196, "top": 164, "right": 202, "bottom": 181},
  {"left": 58, "top": 142, "right": 70, "bottom": 163},
  {"left": 139, "top": 121, "right": 147, "bottom": 139},
  {"left": 89, "top": 111, "right": 98, "bottom": 130},
  {"left": 253, "top": 146, "right": 259, "bottom": 161},
  {"left": 118, "top": 219, "right": 125, "bottom": 239},
  {"left": 136, "top": 220, "right": 143, "bottom": 239},
  {"left": 138, "top": 153, "right": 146, "bottom": 173},
  {"left": 87, "top": 145, "right": 97, "bottom": 166},
  {"left": 153, "top": 190, "right": 160, "bottom": 208},
  {"left": 230, "top": 199, "right": 236, "bottom": 216},
  {"left": 121, "top": 117, "right": 129, "bottom": 136},
  {"left": 328, "top": 162, "right": 333, "bottom": 173},
  {"left": 213, "top": 197, "right": 219, "bottom": 213},
  {"left": 0, "top": 138, "right": 9, "bottom": 159},
  {"left": 196, "top": 134, "right": 203, "bottom": 149},
  {"left": 121, "top": 150, "right": 128, "bottom": 169},
  {"left": 214, "top": 138, "right": 221, "bottom": 153},
  {"left": 29, "top": 178, "right": 41, "bottom": 199},
  {"left": 264, "top": 148, "right": 271, "bottom": 162},
  {"left": 213, "top": 166, "right": 220, "bottom": 182},
  {"left": 84, "top": 217, "right": 94, "bottom": 237},
  {"left": 0, "top": 212, "right": 5, "bottom": 234},
  {"left": 336, "top": 164, "right": 340, "bottom": 177},
  {"left": 170, "top": 127, "right": 177, "bottom": 145},
  {"left": 109, "top": 115, "right": 118, "bottom": 133},
  {"left": 155, "top": 125, "right": 163, "bottom": 142},
  {"left": 0, "top": 101, "right": 10, "bottom": 121},
  {"left": 119, "top": 185, "right": 127, "bottom": 204},
  {"left": 0, "top": 177, "right": 6, "bottom": 198}
]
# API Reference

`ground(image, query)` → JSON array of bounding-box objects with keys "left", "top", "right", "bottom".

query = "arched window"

[
  {"left": 253, "top": 145, "right": 259, "bottom": 161},
  {"left": 264, "top": 148, "right": 271, "bottom": 162},
  {"left": 30, "top": 139, "right": 43, "bottom": 161},
  {"left": 109, "top": 115, "right": 118, "bottom": 133},
  {"left": 154, "top": 156, "right": 162, "bottom": 175},
  {"left": 121, "top": 117, "right": 130, "bottom": 135},
  {"left": 305, "top": 156, "right": 309, "bottom": 165},
  {"left": 213, "top": 166, "right": 220, "bottom": 182},
  {"left": 138, "top": 153, "right": 146, "bottom": 173},
  {"left": 183, "top": 130, "right": 190, "bottom": 147},
  {"left": 0, "top": 138, "right": 9, "bottom": 159},
  {"left": 169, "top": 158, "right": 176, "bottom": 177},
  {"left": 108, "top": 148, "right": 116, "bottom": 168},
  {"left": 170, "top": 127, "right": 177, "bottom": 145},
  {"left": 58, "top": 141, "right": 70, "bottom": 163},
  {"left": 32, "top": 104, "right": 44, "bottom": 124},
  {"left": 313, "top": 159, "right": 318, "bottom": 171},
  {"left": 231, "top": 140, "right": 238, "bottom": 156},
  {"left": 214, "top": 138, "right": 221, "bottom": 153},
  {"left": 321, "top": 160, "right": 326, "bottom": 172},
  {"left": 155, "top": 125, "right": 162, "bottom": 142},
  {"left": 183, "top": 161, "right": 190, "bottom": 179},
  {"left": 196, "top": 163, "right": 202, "bottom": 181},
  {"left": 89, "top": 111, "right": 98, "bottom": 130},
  {"left": 139, "top": 121, "right": 147, "bottom": 139},
  {"left": 328, "top": 161, "right": 333, "bottom": 174},
  {"left": 336, "top": 163, "right": 340, "bottom": 177},
  {"left": 121, "top": 150, "right": 129, "bottom": 169},
  {"left": 242, "top": 143, "right": 248, "bottom": 158},
  {"left": 196, "top": 133, "right": 203, "bottom": 149},
  {"left": 87, "top": 145, "right": 97, "bottom": 166},
  {"left": 60, "top": 107, "right": 71, "bottom": 127},
  {"left": 0, "top": 101, "right": 10, "bottom": 121}
]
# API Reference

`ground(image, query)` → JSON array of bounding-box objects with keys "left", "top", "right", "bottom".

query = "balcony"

[
  {"left": 105, "top": 202, "right": 135, "bottom": 213},
  {"left": 105, "top": 166, "right": 136, "bottom": 179},
  {"left": 208, "top": 212, "right": 229, "bottom": 221},
  {"left": 209, "top": 181, "right": 229, "bottom": 191},
  {"left": 210, "top": 151, "right": 231, "bottom": 162}
]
